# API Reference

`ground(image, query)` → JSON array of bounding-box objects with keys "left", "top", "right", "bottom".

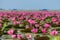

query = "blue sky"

[{"left": 0, "top": 0, "right": 60, "bottom": 10}]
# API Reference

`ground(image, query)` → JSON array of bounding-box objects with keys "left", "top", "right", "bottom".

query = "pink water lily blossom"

[
  {"left": 7, "top": 29, "right": 14, "bottom": 35},
  {"left": 11, "top": 34, "right": 16, "bottom": 38},
  {"left": 52, "top": 17, "right": 57, "bottom": 22},
  {"left": 17, "top": 34, "right": 22, "bottom": 39},
  {"left": 35, "top": 24, "right": 40, "bottom": 27},
  {"left": 9, "top": 17, "right": 15, "bottom": 21},
  {"left": 19, "top": 16, "right": 24, "bottom": 20},
  {"left": 31, "top": 28, "right": 38, "bottom": 33},
  {"left": 41, "top": 28, "right": 46, "bottom": 33},
  {"left": 44, "top": 23, "right": 50, "bottom": 28},
  {"left": 50, "top": 30, "right": 58, "bottom": 36},
  {"left": 13, "top": 21, "right": 20, "bottom": 25},
  {"left": 40, "top": 17, "right": 45, "bottom": 20},
  {"left": 26, "top": 34, "right": 32, "bottom": 39},
  {"left": 28, "top": 19, "right": 36, "bottom": 24},
  {"left": 53, "top": 21, "right": 59, "bottom": 25}
]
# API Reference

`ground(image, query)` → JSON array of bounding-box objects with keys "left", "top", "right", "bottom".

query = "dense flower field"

[{"left": 0, "top": 10, "right": 60, "bottom": 40}]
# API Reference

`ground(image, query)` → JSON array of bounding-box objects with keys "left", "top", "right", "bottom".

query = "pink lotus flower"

[
  {"left": 40, "top": 17, "right": 45, "bottom": 20},
  {"left": 41, "top": 28, "right": 46, "bottom": 33},
  {"left": 9, "top": 17, "right": 15, "bottom": 21},
  {"left": 17, "top": 34, "right": 22, "bottom": 39},
  {"left": 26, "top": 34, "right": 32, "bottom": 39},
  {"left": 50, "top": 30, "right": 58, "bottom": 36},
  {"left": 44, "top": 23, "right": 50, "bottom": 28},
  {"left": 7, "top": 29, "right": 14, "bottom": 35},
  {"left": 13, "top": 21, "right": 17, "bottom": 25},
  {"left": 52, "top": 17, "right": 57, "bottom": 22},
  {"left": 31, "top": 28, "right": 38, "bottom": 33},
  {"left": 53, "top": 21, "right": 59, "bottom": 25},
  {"left": 55, "top": 21, "right": 59, "bottom": 25},
  {"left": 35, "top": 24, "right": 40, "bottom": 27},
  {"left": 16, "top": 21, "right": 20, "bottom": 24},
  {"left": 11, "top": 34, "right": 16, "bottom": 38},
  {"left": 28, "top": 19, "right": 36, "bottom": 24},
  {"left": 13, "top": 21, "right": 20, "bottom": 25},
  {"left": 19, "top": 16, "right": 24, "bottom": 20}
]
